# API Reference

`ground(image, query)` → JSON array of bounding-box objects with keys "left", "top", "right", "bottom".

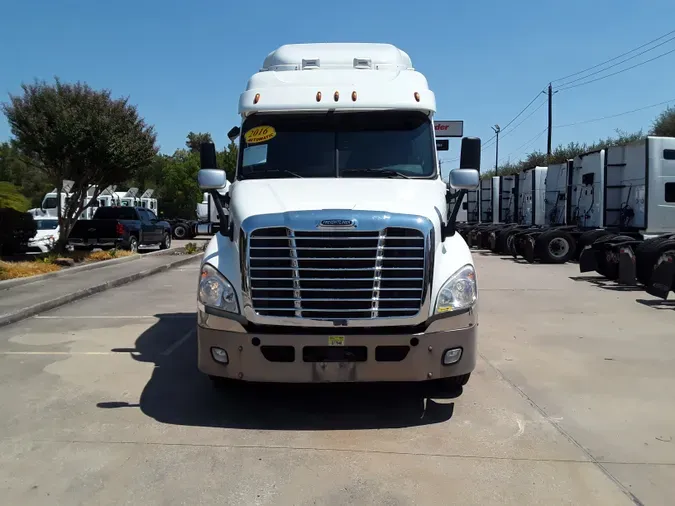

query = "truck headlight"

[
  {"left": 434, "top": 264, "right": 477, "bottom": 314},
  {"left": 199, "top": 264, "right": 239, "bottom": 313}
]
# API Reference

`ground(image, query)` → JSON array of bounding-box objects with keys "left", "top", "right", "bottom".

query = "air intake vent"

[
  {"left": 353, "top": 58, "right": 372, "bottom": 69},
  {"left": 302, "top": 58, "right": 320, "bottom": 70}
]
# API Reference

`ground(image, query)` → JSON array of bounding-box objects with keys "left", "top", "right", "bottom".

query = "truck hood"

[{"left": 229, "top": 178, "right": 448, "bottom": 224}]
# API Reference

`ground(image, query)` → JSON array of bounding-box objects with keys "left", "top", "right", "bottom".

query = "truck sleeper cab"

[{"left": 196, "top": 43, "right": 481, "bottom": 389}]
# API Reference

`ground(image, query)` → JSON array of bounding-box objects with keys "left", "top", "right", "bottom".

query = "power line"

[
  {"left": 555, "top": 97, "right": 675, "bottom": 128},
  {"left": 558, "top": 46, "right": 675, "bottom": 91},
  {"left": 500, "top": 98, "right": 548, "bottom": 140},
  {"left": 502, "top": 127, "right": 548, "bottom": 163},
  {"left": 500, "top": 90, "right": 546, "bottom": 132},
  {"left": 556, "top": 34, "right": 675, "bottom": 88},
  {"left": 552, "top": 28, "right": 675, "bottom": 84}
]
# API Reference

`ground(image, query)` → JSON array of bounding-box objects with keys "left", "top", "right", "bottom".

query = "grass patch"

[
  {"left": 87, "top": 249, "right": 135, "bottom": 262},
  {"left": 0, "top": 248, "right": 136, "bottom": 281},
  {"left": 0, "top": 261, "right": 61, "bottom": 280}
]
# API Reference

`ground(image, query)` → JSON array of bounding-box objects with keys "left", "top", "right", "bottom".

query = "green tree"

[
  {"left": 2, "top": 78, "right": 158, "bottom": 251},
  {"left": 651, "top": 106, "right": 675, "bottom": 137},
  {"left": 0, "top": 141, "right": 51, "bottom": 207},
  {"left": 186, "top": 132, "right": 213, "bottom": 153},
  {"left": 0, "top": 181, "right": 30, "bottom": 212}
]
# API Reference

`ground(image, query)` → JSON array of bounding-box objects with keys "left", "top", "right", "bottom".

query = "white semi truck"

[{"left": 195, "top": 43, "right": 481, "bottom": 390}]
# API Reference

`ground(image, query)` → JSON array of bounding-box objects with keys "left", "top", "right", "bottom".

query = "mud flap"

[
  {"left": 579, "top": 246, "right": 597, "bottom": 272},
  {"left": 618, "top": 246, "right": 637, "bottom": 285},
  {"left": 645, "top": 253, "right": 675, "bottom": 300},
  {"left": 523, "top": 236, "right": 536, "bottom": 264}
]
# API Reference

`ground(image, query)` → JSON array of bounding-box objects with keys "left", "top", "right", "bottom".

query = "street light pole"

[{"left": 491, "top": 124, "right": 501, "bottom": 175}]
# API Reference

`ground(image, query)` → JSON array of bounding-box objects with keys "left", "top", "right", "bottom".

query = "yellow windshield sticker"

[
  {"left": 244, "top": 126, "right": 276, "bottom": 144},
  {"left": 328, "top": 336, "right": 345, "bottom": 347}
]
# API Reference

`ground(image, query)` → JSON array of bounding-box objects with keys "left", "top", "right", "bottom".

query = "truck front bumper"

[{"left": 197, "top": 308, "right": 477, "bottom": 383}]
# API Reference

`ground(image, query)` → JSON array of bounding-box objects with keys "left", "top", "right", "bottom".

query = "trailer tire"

[
  {"left": 536, "top": 230, "right": 576, "bottom": 264},
  {"left": 635, "top": 237, "right": 675, "bottom": 285}
]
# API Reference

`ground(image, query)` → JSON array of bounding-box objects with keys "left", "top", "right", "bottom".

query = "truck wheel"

[
  {"left": 576, "top": 229, "right": 611, "bottom": 259},
  {"left": 536, "top": 230, "right": 576, "bottom": 264},
  {"left": 127, "top": 236, "right": 139, "bottom": 253},
  {"left": 636, "top": 238, "right": 675, "bottom": 285},
  {"left": 173, "top": 223, "right": 187, "bottom": 239},
  {"left": 159, "top": 232, "right": 171, "bottom": 250}
]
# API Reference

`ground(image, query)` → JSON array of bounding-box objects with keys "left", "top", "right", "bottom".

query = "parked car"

[
  {"left": 68, "top": 206, "right": 172, "bottom": 252},
  {"left": 27, "top": 216, "right": 60, "bottom": 253}
]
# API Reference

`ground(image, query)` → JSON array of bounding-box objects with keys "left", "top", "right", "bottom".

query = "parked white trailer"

[
  {"left": 571, "top": 150, "right": 605, "bottom": 228},
  {"left": 544, "top": 160, "right": 573, "bottom": 226},
  {"left": 577, "top": 137, "right": 675, "bottom": 295},
  {"left": 479, "top": 178, "right": 493, "bottom": 223},
  {"left": 517, "top": 166, "right": 547, "bottom": 226}
]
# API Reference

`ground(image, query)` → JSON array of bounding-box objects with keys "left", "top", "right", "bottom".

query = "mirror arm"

[
  {"left": 442, "top": 189, "right": 468, "bottom": 242},
  {"left": 209, "top": 189, "right": 233, "bottom": 241}
]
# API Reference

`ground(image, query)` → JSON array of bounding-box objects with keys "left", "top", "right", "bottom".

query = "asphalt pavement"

[{"left": 0, "top": 253, "right": 673, "bottom": 505}]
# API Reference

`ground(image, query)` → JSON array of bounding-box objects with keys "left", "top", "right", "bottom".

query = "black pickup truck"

[{"left": 68, "top": 206, "right": 172, "bottom": 252}]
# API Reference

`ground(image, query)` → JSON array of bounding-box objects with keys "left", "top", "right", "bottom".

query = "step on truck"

[
  {"left": 195, "top": 43, "right": 481, "bottom": 390},
  {"left": 577, "top": 136, "right": 675, "bottom": 296}
]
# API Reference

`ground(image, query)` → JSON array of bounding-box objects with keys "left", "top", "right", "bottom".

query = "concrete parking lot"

[{"left": 0, "top": 253, "right": 673, "bottom": 505}]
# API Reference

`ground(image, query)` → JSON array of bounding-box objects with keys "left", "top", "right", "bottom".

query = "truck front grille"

[{"left": 248, "top": 227, "right": 426, "bottom": 320}]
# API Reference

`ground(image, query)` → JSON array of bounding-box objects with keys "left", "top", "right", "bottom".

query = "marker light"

[
  {"left": 253, "top": 93, "right": 260, "bottom": 104},
  {"left": 351, "top": 91, "right": 357, "bottom": 101},
  {"left": 414, "top": 92, "right": 421, "bottom": 102},
  {"left": 334, "top": 91, "right": 340, "bottom": 102},
  {"left": 316, "top": 91, "right": 322, "bottom": 102}
]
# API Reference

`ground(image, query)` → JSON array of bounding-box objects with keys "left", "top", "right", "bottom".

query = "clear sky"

[{"left": 2, "top": 0, "right": 674, "bottom": 175}]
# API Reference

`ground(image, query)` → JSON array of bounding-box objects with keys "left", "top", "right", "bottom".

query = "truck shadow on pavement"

[
  {"left": 98, "top": 313, "right": 459, "bottom": 430},
  {"left": 568, "top": 275, "right": 646, "bottom": 292},
  {"left": 636, "top": 298, "right": 675, "bottom": 310}
]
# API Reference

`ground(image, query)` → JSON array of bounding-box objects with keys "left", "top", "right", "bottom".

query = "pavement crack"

[{"left": 479, "top": 352, "right": 647, "bottom": 506}]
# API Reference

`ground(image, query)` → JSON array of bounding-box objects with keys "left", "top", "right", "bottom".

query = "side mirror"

[
  {"left": 442, "top": 136, "right": 482, "bottom": 241},
  {"left": 227, "top": 126, "right": 241, "bottom": 142},
  {"left": 198, "top": 169, "right": 228, "bottom": 190},
  {"left": 200, "top": 142, "right": 217, "bottom": 170},
  {"left": 448, "top": 168, "right": 479, "bottom": 190},
  {"left": 459, "top": 136, "right": 481, "bottom": 169}
]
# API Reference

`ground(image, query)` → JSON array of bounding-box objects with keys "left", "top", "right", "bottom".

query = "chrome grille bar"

[{"left": 248, "top": 226, "right": 426, "bottom": 321}]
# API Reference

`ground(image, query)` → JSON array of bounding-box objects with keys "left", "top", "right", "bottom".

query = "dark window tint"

[
  {"left": 663, "top": 149, "right": 675, "bottom": 160},
  {"left": 35, "top": 220, "right": 59, "bottom": 230},
  {"left": 146, "top": 210, "right": 157, "bottom": 221},
  {"left": 238, "top": 111, "right": 435, "bottom": 180},
  {"left": 43, "top": 197, "right": 58, "bottom": 209},
  {"left": 666, "top": 182, "right": 675, "bottom": 203},
  {"left": 93, "top": 207, "right": 138, "bottom": 220}
]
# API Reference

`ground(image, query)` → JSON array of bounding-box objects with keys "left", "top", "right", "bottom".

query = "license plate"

[{"left": 328, "top": 336, "right": 344, "bottom": 347}]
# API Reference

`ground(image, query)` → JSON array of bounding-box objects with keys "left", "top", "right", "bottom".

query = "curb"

[
  {"left": 0, "top": 253, "right": 201, "bottom": 328},
  {"left": 0, "top": 247, "right": 185, "bottom": 291}
]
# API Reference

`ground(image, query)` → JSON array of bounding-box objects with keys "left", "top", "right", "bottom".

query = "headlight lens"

[
  {"left": 198, "top": 263, "right": 239, "bottom": 313},
  {"left": 434, "top": 264, "right": 477, "bottom": 314}
]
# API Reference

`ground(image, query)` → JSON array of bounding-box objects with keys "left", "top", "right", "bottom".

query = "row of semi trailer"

[{"left": 456, "top": 135, "right": 675, "bottom": 300}]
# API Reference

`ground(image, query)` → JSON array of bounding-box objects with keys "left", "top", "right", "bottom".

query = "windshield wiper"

[
  {"left": 341, "top": 168, "right": 411, "bottom": 179},
  {"left": 243, "top": 169, "right": 303, "bottom": 179}
]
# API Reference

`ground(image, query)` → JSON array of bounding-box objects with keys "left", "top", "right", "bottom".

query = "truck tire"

[
  {"left": 536, "top": 230, "right": 576, "bottom": 264},
  {"left": 127, "top": 236, "right": 139, "bottom": 253},
  {"left": 172, "top": 223, "right": 188, "bottom": 239},
  {"left": 636, "top": 237, "right": 675, "bottom": 285},
  {"left": 593, "top": 234, "right": 633, "bottom": 279},
  {"left": 159, "top": 232, "right": 171, "bottom": 250},
  {"left": 576, "top": 229, "right": 611, "bottom": 259}
]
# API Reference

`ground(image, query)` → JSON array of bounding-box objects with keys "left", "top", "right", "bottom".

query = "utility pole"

[
  {"left": 547, "top": 83, "right": 553, "bottom": 161},
  {"left": 491, "top": 124, "right": 501, "bottom": 175}
]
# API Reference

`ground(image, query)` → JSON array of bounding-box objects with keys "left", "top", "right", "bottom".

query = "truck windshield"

[{"left": 237, "top": 111, "right": 436, "bottom": 180}]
